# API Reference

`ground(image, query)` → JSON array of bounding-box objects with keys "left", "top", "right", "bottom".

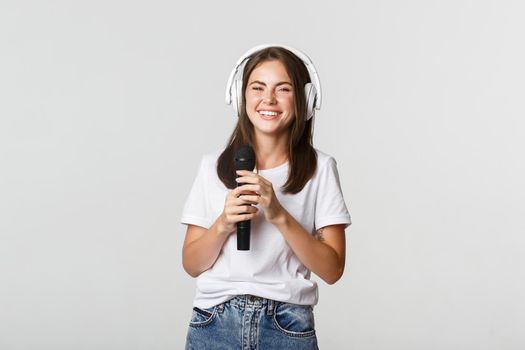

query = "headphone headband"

[{"left": 225, "top": 44, "right": 322, "bottom": 119}]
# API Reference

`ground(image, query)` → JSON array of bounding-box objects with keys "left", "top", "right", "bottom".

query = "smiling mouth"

[{"left": 258, "top": 110, "right": 282, "bottom": 120}]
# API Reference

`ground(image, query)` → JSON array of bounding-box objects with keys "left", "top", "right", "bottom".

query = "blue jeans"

[{"left": 185, "top": 294, "right": 319, "bottom": 349}]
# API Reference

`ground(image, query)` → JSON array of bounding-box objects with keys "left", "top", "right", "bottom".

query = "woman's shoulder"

[
  {"left": 200, "top": 148, "right": 225, "bottom": 165},
  {"left": 314, "top": 148, "right": 338, "bottom": 168}
]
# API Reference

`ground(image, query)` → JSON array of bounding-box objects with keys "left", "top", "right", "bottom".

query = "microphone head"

[{"left": 234, "top": 145, "right": 256, "bottom": 171}]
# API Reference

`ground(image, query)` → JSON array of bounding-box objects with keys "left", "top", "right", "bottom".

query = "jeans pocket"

[
  {"left": 273, "top": 302, "right": 316, "bottom": 338},
  {"left": 189, "top": 306, "right": 217, "bottom": 328}
]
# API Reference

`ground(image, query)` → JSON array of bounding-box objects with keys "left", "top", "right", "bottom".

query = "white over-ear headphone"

[{"left": 225, "top": 44, "right": 322, "bottom": 121}]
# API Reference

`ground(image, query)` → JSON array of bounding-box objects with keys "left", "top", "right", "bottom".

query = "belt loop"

[
  {"left": 217, "top": 302, "right": 224, "bottom": 314},
  {"left": 267, "top": 299, "right": 274, "bottom": 316}
]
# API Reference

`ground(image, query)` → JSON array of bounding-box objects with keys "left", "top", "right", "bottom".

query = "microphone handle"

[
  {"left": 236, "top": 180, "right": 251, "bottom": 250},
  {"left": 237, "top": 220, "right": 250, "bottom": 250}
]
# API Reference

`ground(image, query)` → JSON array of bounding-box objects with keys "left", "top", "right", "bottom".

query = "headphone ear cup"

[
  {"left": 232, "top": 79, "right": 243, "bottom": 117},
  {"left": 304, "top": 83, "right": 316, "bottom": 120}
]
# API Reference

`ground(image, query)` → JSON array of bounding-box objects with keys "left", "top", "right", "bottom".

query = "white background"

[{"left": 1, "top": 1, "right": 524, "bottom": 349}]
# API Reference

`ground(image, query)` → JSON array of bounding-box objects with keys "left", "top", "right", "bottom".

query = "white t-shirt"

[{"left": 181, "top": 148, "right": 352, "bottom": 308}]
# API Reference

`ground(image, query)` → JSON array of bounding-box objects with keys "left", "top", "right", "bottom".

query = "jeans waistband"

[{"left": 226, "top": 295, "right": 275, "bottom": 315}]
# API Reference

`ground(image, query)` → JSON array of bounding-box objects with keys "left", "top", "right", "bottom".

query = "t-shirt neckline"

[{"left": 256, "top": 161, "right": 289, "bottom": 175}]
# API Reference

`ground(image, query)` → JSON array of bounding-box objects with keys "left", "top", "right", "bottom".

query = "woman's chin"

[{"left": 253, "top": 125, "right": 288, "bottom": 136}]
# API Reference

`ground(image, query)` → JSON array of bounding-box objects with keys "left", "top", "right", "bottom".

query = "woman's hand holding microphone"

[{"left": 218, "top": 170, "right": 285, "bottom": 236}]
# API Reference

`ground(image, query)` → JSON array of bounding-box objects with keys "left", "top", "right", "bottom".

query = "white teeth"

[{"left": 259, "top": 111, "right": 279, "bottom": 116}]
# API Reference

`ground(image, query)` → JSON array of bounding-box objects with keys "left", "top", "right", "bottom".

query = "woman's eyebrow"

[{"left": 248, "top": 80, "right": 292, "bottom": 86}]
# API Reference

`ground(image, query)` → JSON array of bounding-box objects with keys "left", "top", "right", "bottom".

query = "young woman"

[{"left": 181, "top": 45, "right": 351, "bottom": 349}]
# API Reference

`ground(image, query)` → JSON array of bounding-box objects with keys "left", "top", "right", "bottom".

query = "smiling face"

[{"left": 245, "top": 60, "right": 296, "bottom": 138}]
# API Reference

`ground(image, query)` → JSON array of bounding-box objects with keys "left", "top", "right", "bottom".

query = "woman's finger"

[
  {"left": 225, "top": 205, "right": 256, "bottom": 216},
  {"left": 235, "top": 176, "right": 259, "bottom": 184},
  {"left": 236, "top": 195, "right": 259, "bottom": 205},
  {"left": 226, "top": 196, "right": 259, "bottom": 209},
  {"left": 233, "top": 205, "right": 258, "bottom": 214},
  {"left": 235, "top": 184, "right": 261, "bottom": 195},
  {"left": 225, "top": 210, "right": 258, "bottom": 223},
  {"left": 235, "top": 170, "right": 257, "bottom": 177}
]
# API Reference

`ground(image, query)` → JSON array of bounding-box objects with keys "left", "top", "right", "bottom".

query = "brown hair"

[{"left": 217, "top": 47, "right": 317, "bottom": 194}]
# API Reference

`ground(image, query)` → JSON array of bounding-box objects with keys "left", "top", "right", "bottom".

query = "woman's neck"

[{"left": 253, "top": 132, "right": 289, "bottom": 170}]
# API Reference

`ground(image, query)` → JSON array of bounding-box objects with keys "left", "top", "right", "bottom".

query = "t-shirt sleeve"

[
  {"left": 181, "top": 156, "right": 213, "bottom": 229},
  {"left": 314, "top": 157, "right": 352, "bottom": 231}
]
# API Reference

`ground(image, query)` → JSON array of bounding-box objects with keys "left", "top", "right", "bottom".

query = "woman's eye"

[
  {"left": 252, "top": 86, "right": 263, "bottom": 91},
  {"left": 279, "top": 88, "right": 291, "bottom": 92}
]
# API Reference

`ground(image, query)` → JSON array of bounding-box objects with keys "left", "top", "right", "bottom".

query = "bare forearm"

[
  {"left": 182, "top": 219, "right": 230, "bottom": 277},
  {"left": 274, "top": 211, "right": 344, "bottom": 284}
]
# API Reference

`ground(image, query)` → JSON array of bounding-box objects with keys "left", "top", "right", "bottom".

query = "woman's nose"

[{"left": 263, "top": 90, "right": 277, "bottom": 104}]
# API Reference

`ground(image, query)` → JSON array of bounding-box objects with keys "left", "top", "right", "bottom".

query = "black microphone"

[{"left": 234, "top": 145, "right": 256, "bottom": 250}]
